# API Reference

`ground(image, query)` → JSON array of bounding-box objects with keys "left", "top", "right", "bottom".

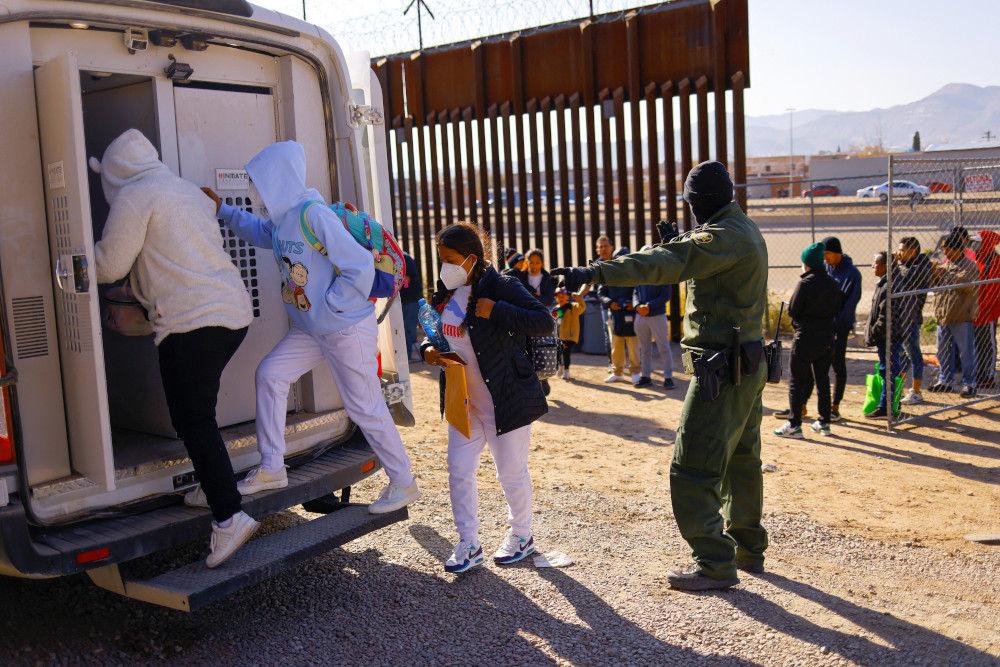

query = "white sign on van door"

[
  {"left": 47, "top": 161, "right": 65, "bottom": 190},
  {"left": 964, "top": 173, "right": 994, "bottom": 192},
  {"left": 215, "top": 168, "right": 249, "bottom": 190}
]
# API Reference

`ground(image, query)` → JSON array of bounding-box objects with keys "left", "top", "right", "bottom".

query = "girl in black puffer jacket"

[{"left": 421, "top": 223, "right": 553, "bottom": 574}]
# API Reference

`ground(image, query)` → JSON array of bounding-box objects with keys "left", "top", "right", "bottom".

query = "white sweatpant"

[
  {"left": 255, "top": 320, "right": 413, "bottom": 488},
  {"left": 448, "top": 413, "right": 532, "bottom": 542},
  {"left": 635, "top": 314, "right": 674, "bottom": 379}
]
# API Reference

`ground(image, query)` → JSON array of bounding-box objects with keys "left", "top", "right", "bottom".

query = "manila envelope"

[{"left": 441, "top": 353, "right": 471, "bottom": 438}]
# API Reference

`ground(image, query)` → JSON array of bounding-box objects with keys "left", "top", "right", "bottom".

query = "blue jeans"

[
  {"left": 937, "top": 321, "right": 975, "bottom": 387},
  {"left": 402, "top": 301, "right": 420, "bottom": 357},
  {"left": 876, "top": 340, "right": 902, "bottom": 411},
  {"left": 901, "top": 321, "right": 923, "bottom": 381}
]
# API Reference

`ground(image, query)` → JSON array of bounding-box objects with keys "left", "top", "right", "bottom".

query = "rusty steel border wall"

[{"left": 372, "top": 0, "right": 749, "bottom": 300}]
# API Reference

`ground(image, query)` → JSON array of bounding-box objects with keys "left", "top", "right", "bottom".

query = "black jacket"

[
  {"left": 864, "top": 268, "right": 906, "bottom": 347},
  {"left": 506, "top": 268, "right": 556, "bottom": 308},
  {"left": 897, "top": 253, "right": 931, "bottom": 326},
  {"left": 789, "top": 268, "right": 842, "bottom": 350},
  {"left": 421, "top": 266, "right": 554, "bottom": 435}
]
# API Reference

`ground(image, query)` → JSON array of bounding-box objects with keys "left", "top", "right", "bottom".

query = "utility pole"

[
  {"left": 404, "top": 0, "right": 435, "bottom": 51},
  {"left": 301, "top": 0, "right": 306, "bottom": 20},
  {"left": 786, "top": 107, "right": 795, "bottom": 195}
]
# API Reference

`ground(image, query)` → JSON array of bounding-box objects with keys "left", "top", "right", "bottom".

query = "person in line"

[
  {"left": 503, "top": 248, "right": 526, "bottom": 273},
  {"left": 973, "top": 230, "right": 1000, "bottom": 388},
  {"left": 507, "top": 248, "right": 557, "bottom": 394},
  {"left": 896, "top": 237, "right": 932, "bottom": 406},
  {"left": 632, "top": 248, "right": 676, "bottom": 390},
  {"left": 400, "top": 250, "right": 424, "bottom": 362},
  {"left": 776, "top": 237, "right": 862, "bottom": 423},
  {"left": 861, "top": 251, "right": 906, "bottom": 420},
  {"left": 512, "top": 248, "right": 556, "bottom": 308},
  {"left": 598, "top": 244, "right": 642, "bottom": 383},
  {"left": 927, "top": 230, "right": 980, "bottom": 397},
  {"left": 92, "top": 129, "right": 256, "bottom": 568},
  {"left": 774, "top": 242, "right": 842, "bottom": 438},
  {"left": 205, "top": 141, "right": 420, "bottom": 515},
  {"left": 554, "top": 161, "right": 769, "bottom": 591},
  {"left": 553, "top": 285, "right": 588, "bottom": 380},
  {"left": 421, "top": 223, "right": 553, "bottom": 573}
]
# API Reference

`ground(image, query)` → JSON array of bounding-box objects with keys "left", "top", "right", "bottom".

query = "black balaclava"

[{"left": 683, "top": 160, "right": 734, "bottom": 224}]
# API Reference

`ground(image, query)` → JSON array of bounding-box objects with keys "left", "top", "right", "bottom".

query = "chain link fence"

[
  {"left": 885, "top": 157, "right": 1000, "bottom": 426},
  {"left": 735, "top": 173, "right": 891, "bottom": 337}
]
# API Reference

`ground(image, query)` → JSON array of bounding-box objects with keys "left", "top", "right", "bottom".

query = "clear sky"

[
  {"left": 745, "top": 0, "right": 998, "bottom": 117},
  {"left": 250, "top": 0, "right": 998, "bottom": 118}
]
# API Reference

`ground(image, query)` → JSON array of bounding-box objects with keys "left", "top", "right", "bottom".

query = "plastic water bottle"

[{"left": 417, "top": 298, "right": 450, "bottom": 353}]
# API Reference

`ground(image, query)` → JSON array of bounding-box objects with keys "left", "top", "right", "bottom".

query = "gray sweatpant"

[{"left": 635, "top": 314, "right": 674, "bottom": 379}]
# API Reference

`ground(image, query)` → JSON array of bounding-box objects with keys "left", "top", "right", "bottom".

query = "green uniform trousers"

[{"left": 670, "top": 362, "right": 768, "bottom": 580}]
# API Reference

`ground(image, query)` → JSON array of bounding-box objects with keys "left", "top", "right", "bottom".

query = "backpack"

[{"left": 298, "top": 201, "right": 406, "bottom": 299}]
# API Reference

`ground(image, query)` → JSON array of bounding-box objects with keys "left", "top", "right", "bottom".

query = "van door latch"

[
  {"left": 54, "top": 254, "right": 90, "bottom": 294},
  {"left": 349, "top": 104, "right": 384, "bottom": 128}
]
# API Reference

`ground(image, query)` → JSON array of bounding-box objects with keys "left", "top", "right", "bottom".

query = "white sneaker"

[
  {"left": 184, "top": 485, "right": 209, "bottom": 508},
  {"left": 773, "top": 421, "right": 803, "bottom": 439},
  {"left": 493, "top": 529, "right": 535, "bottom": 564},
  {"left": 900, "top": 390, "right": 924, "bottom": 405},
  {"left": 810, "top": 420, "right": 832, "bottom": 437},
  {"left": 206, "top": 511, "right": 259, "bottom": 568},
  {"left": 444, "top": 538, "right": 485, "bottom": 573},
  {"left": 237, "top": 466, "right": 288, "bottom": 495},
  {"left": 604, "top": 373, "right": 626, "bottom": 383},
  {"left": 631, "top": 373, "right": 642, "bottom": 384},
  {"left": 368, "top": 479, "right": 421, "bottom": 514},
  {"left": 562, "top": 369, "right": 570, "bottom": 380}
]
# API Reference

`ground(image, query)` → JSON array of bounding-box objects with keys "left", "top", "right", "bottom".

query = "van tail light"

[{"left": 0, "top": 322, "right": 15, "bottom": 465}]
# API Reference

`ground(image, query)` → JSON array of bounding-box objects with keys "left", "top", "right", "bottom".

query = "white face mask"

[
  {"left": 440, "top": 255, "right": 475, "bottom": 290},
  {"left": 247, "top": 180, "right": 269, "bottom": 220}
]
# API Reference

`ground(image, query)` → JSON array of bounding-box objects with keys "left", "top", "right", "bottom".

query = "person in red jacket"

[{"left": 974, "top": 230, "right": 1000, "bottom": 387}]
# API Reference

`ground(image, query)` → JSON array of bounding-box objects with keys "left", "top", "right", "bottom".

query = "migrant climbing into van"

[
  {"left": 90, "top": 128, "right": 258, "bottom": 568},
  {"left": 202, "top": 141, "right": 420, "bottom": 514}
]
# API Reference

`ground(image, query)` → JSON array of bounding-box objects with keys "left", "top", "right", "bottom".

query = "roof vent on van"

[{"left": 144, "top": 0, "right": 253, "bottom": 18}]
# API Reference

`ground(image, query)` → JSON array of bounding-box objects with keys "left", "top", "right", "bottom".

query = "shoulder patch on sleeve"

[{"left": 692, "top": 231, "right": 714, "bottom": 244}]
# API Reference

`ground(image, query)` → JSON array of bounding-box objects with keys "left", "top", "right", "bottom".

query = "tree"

[{"left": 912, "top": 131, "right": 921, "bottom": 152}]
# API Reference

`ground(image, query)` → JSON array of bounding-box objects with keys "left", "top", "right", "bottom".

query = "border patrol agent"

[{"left": 553, "top": 161, "right": 769, "bottom": 590}]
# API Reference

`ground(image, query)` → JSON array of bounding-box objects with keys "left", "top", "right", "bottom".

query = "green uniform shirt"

[{"left": 592, "top": 202, "right": 768, "bottom": 352}]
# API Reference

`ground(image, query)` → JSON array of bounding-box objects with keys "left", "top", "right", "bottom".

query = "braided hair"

[{"left": 436, "top": 223, "right": 493, "bottom": 334}]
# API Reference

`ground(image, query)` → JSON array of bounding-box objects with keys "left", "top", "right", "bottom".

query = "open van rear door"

[
  {"left": 346, "top": 52, "right": 415, "bottom": 425},
  {"left": 34, "top": 53, "right": 115, "bottom": 493}
]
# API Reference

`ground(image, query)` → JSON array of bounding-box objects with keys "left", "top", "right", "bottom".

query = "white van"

[{"left": 0, "top": 0, "right": 415, "bottom": 610}]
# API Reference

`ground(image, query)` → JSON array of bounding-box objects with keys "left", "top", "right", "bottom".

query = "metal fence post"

[{"left": 886, "top": 156, "right": 894, "bottom": 430}]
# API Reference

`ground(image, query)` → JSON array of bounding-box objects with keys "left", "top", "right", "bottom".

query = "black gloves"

[
  {"left": 550, "top": 266, "right": 595, "bottom": 293},
  {"left": 656, "top": 220, "right": 679, "bottom": 245}
]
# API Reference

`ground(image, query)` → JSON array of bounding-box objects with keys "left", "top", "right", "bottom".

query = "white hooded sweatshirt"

[
  {"left": 218, "top": 141, "right": 375, "bottom": 334},
  {"left": 93, "top": 129, "right": 253, "bottom": 344}
]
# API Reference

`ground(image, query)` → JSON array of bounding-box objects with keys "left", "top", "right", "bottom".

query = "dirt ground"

[{"left": 402, "top": 341, "right": 1000, "bottom": 658}]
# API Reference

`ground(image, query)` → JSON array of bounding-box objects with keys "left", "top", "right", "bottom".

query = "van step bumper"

[
  {"left": 87, "top": 504, "right": 406, "bottom": 612},
  {"left": 1, "top": 430, "right": 385, "bottom": 577}
]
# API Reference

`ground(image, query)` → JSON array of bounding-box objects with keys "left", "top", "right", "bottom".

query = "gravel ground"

[{"left": 1, "top": 354, "right": 998, "bottom": 666}]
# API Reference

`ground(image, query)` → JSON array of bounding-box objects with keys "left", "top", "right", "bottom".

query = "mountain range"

[{"left": 745, "top": 83, "right": 1000, "bottom": 157}]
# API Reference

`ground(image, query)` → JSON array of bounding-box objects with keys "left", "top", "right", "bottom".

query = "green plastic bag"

[{"left": 863, "top": 364, "right": 904, "bottom": 414}]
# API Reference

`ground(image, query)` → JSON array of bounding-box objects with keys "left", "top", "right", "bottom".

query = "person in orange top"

[{"left": 552, "top": 285, "right": 588, "bottom": 380}]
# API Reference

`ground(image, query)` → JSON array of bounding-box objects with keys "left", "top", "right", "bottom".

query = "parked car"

[
  {"left": 802, "top": 184, "right": 840, "bottom": 197},
  {"left": 856, "top": 180, "right": 931, "bottom": 202},
  {"left": 925, "top": 180, "right": 953, "bottom": 193}
]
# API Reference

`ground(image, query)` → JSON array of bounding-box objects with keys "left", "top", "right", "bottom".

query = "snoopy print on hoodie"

[
  {"left": 92, "top": 129, "right": 253, "bottom": 344},
  {"left": 217, "top": 141, "right": 375, "bottom": 334}
]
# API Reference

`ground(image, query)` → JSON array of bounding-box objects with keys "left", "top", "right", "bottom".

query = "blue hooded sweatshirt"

[
  {"left": 632, "top": 283, "right": 672, "bottom": 317},
  {"left": 827, "top": 253, "right": 863, "bottom": 332},
  {"left": 218, "top": 141, "right": 375, "bottom": 334}
]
